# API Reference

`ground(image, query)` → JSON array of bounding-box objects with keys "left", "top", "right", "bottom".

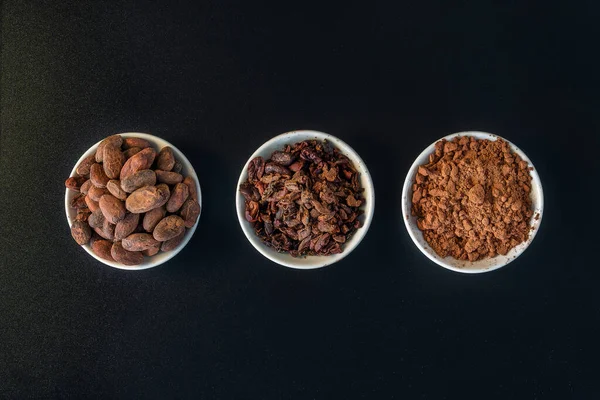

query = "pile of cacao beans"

[{"left": 65, "top": 134, "right": 200, "bottom": 266}]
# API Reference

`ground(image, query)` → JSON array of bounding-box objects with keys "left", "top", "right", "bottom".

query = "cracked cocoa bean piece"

[
  {"left": 65, "top": 176, "right": 87, "bottom": 191},
  {"left": 239, "top": 139, "right": 364, "bottom": 257},
  {"left": 75, "top": 208, "right": 91, "bottom": 223},
  {"left": 70, "top": 193, "right": 87, "bottom": 209},
  {"left": 247, "top": 156, "right": 265, "bottom": 183}
]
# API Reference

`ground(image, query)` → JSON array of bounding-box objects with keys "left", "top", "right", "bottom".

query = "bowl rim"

[
  {"left": 235, "top": 130, "right": 375, "bottom": 269},
  {"left": 64, "top": 132, "right": 202, "bottom": 270},
  {"left": 401, "top": 131, "right": 544, "bottom": 274}
]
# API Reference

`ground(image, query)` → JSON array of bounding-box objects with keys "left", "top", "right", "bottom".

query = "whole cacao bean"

[
  {"left": 68, "top": 134, "right": 197, "bottom": 265},
  {"left": 157, "top": 146, "right": 175, "bottom": 171},
  {"left": 121, "top": 169, "right": 156, "bottom": 193},
  {"left": 122, "top": 233, "right": 160, "bottom": 251},
  {"left": 94, "top": 222, "right": 114, "bottom": 241},
  {"left": 80, "top": 179, "right": 93, "bottom": 195},
  {"left": 153, "top": 215, "right": 185, "bottom": 242},
  {"left": 88, "top": 186, "right": 108, "bottom": 202},
  {"left": 180, "top": 199, "right": 201, "bottom": 228},
  {"left": 95, "top": 135, "right": 123, "bottom": 163},
  {"left": 142, "top": 244, "right": 160, "bottom": 256},
  {"left": 99, "top": 194, "right": 126, "bottom": 224},
  {"left": 183, "top": 176, "right": 198, "bottom": 201},
  {"left": 102, "top": 219, "right": 115, "bottom": 240},
  {"left": 172, "top": 161, "right": 183, "bottom": 173},
  {"left": 122, "top": 137, "right": 151, "bottom": 150},
  {"left": 123, "top": 147, "right": 142, "bottom": 159},
  {"left": 126, "top": 185, "right": 170, "bottom": 213},
  {"left": 114, "top": 212, "right": 140, "bottom": 241},
  {"left": 71, "top": 220, "right": 91, "bottom": 245},
  {"left": 111, "top": 242, "right": 144, "bottom": 265},
  {"left": 84, "top": 195, "right": 99, "bottom": 212},
  {"left": 166, "top": 183, "right": 189, "bottom": 213},
  {"left": 76, "top": 154, "right": 96, "bottom": 176},
  {"left": 120, "top": 147, "right": 156, "bottom": 180},
  {"left": 90, "top": 163, "right": 110, "bottom": 188},
  {"left": 155, "top": 170, "right": 183, "bottom": 185},
  {"left": 143, "top": 206, "right": 166, "bottom": 232},
  {"left": 106, "top": 180, "right": 127, "bottom": 200},
  {"left": 103, "top": 142, "right": 125, "bottom": 179},
  {"left": 91, "top": 239, "right": 114, "bottom": 261},
  {"left": 88, "top": 209, "right": 106, "bottom": 229},
  {"left": 160, "top": 231, "right": 185, "bottom": 252}
]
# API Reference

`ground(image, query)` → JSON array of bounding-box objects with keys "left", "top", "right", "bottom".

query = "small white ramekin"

[
  {"left": 401, "top": 131, "right": 544, "bottom": 274},
  {"left": 64, "top": 132, "right": 202, "bottom": 270},
  {"left": 236, "top": 130, "right": 375, "bottom": 269}
]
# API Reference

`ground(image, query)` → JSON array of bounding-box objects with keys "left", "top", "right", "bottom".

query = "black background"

[{"left": 1, "top": 1, "right": 599, "bottom": 398}]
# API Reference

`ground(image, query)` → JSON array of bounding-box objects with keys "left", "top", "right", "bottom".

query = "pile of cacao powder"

[
  {"left": 411, "top": 136, "right": 533, "bottom": 261},
  {"left": 66, "top": 134, "right": 200, "bottom": 266},
  {"left": 240, "top": 140, "right": 364, "bottom": 257}
]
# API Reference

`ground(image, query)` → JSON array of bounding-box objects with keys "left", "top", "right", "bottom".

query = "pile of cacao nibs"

[{"left": 239, "top": 140, "right": 365, "bottom": 257}]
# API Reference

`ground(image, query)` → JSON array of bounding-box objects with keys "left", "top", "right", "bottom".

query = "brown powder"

[{"left": 411, "top": 136, "right": 534, "bottom": 261}]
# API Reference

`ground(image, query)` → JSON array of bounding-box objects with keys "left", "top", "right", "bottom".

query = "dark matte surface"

[{"left": 1, "top": 1, "right": 599, "bottom": 398}]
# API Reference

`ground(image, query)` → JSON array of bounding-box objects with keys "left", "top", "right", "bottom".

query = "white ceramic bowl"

[
  {"left": 402, "top": 131, "right": 544, "bottom": 274},
  {"left": 64, "top": 132, "right": 202, "bottom": 270},
  {"left": 236, "top": 130, "right": 375, "bottom": 269}
]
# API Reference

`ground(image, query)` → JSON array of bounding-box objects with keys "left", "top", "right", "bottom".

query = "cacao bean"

[
  {"left": 153, "top": 215, "right": 185, "bottom": 242},
  {"left": 122, "top": 233, "right": 160, "bottom": 251},
  {"left": 71, "top": 220, "right": 91, "bottom": 245},
  {"left": 166, "top": 182, "right": 189, "bottom": 213}
]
